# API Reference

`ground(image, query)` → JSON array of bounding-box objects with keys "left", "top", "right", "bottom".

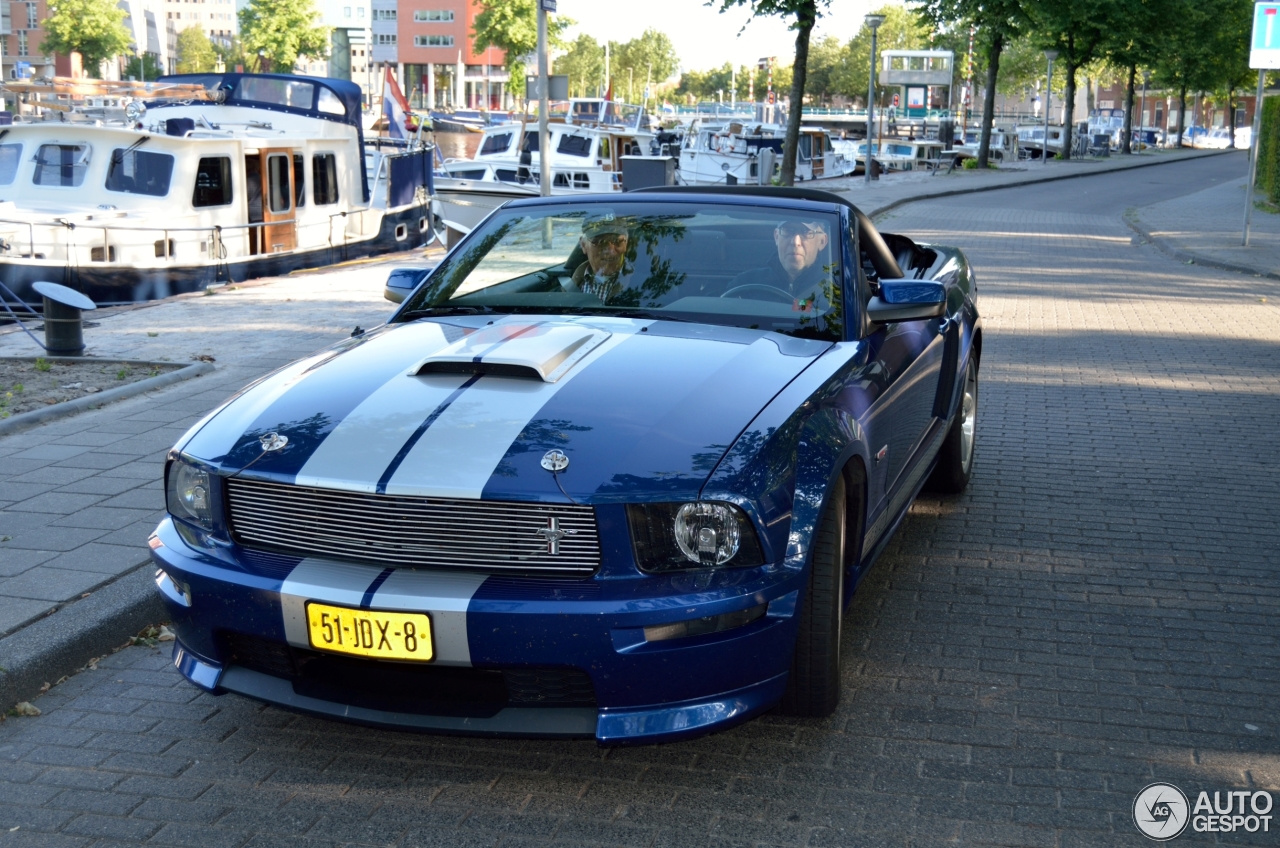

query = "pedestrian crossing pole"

[{"left": 1244, "top": 2, "right": 1280, "bottom": 246}]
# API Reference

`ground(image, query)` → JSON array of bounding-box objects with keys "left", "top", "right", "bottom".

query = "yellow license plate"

[{"left": 305, "top": 602, "right": 434, "bottom": 662}]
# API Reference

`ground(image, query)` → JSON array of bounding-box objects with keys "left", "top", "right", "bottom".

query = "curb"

[
  {"left": 1123, "top": 212, "right": 1280, "bottom": 282},
  {"left": 851, "top": 148, "right": 1240, "bottom": 218},
  {"left": 0, "top": 563, "right": 166, "bottom": 709},
  {"left": 0, "top": 358, "right": 214, "bottom": 438}
]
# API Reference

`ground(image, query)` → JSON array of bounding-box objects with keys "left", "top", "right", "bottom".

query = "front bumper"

[{"left": 151, "top": 517, "right": 802, "bottom": 745}]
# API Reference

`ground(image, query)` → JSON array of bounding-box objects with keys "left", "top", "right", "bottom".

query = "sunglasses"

[
  {"left": 776, "top": 224, "right": 823, "bottom": 241},
  {"left": 588, "top": 233, "right": 628, "bottom": 248}
]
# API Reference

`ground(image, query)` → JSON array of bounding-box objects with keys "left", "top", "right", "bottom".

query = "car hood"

[{"left": 179, "top": 316, "right": 831, "bottom": 503}]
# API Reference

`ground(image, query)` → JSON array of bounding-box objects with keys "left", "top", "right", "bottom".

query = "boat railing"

[{"left": 0, "top": 214, "right": 376, "bottom": 267}]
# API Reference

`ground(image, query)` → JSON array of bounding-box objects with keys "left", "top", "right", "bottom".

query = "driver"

[
  {"left": 570, "top": 214, "right": 631, "bottom": 302},
  {"left": 728, "top": 219, "right": 831, "bottom": 311}
]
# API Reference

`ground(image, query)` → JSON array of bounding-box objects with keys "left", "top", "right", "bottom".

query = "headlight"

[
  {"left": 627, "top": 502, "right": 765, "bottom": 572},
  {"left": 166, "top": 456, "right": 213, "bottom": 531}
]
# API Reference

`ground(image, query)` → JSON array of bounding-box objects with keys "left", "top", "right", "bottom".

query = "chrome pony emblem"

[{"left": 535, "top": 517, "right": 567, "bottom": 554}]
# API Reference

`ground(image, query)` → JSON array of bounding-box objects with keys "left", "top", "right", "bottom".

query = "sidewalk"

[
  {"left": 1127, "top": 171, "right": 1280, "bottom": 280},
  {"left": 0, "top": 146, "right": 1241, "bottom": 707}
]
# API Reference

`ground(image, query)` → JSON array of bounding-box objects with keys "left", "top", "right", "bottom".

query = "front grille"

[
  {"left": 226, "top": 478, "right": 601, "bottom": 575},
  {"left": 218, "top": 632, "right": 597, "bottom": 717}
]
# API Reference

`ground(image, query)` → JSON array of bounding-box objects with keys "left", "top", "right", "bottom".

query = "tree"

[
  {"left": 611, "top": 29, "right": 680, "bottom": 105},
  {"left": 473, "top": 0, "right": 572, "bottom": 98},
  {"left": 804, "top": 35, "right": 844, "bottom": 106},
  {"left": 716, "top": 0, "right": 829, "bottom": 186},
  {"left": 1027, "top": 0, "right": 1110, "bottom": 157},
  {"left": 835, "top": 5, "right": 930, "bottom": 108},
  {"left": 176, "top": 27, "right": 218, "bottom": 74},
  {"left": 918, "top": 0, "right": 1027, "bottom": 168},
  {"left": 122, "top": 53, "right": 163, "bottom": 81},
  {"left": 559, "top": 34, "right": 604, "bottom": 97},
  {"left": 238, "top": 0, "right": 329, "bottom": 74},
  {"left": 41, "top": 0, "right": 133, "bottom": 77}
]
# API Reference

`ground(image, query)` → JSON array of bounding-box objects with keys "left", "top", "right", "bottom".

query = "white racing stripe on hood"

[
  {"left": 294, "top": 370, "right": 472, "bottom": 493},
  {"left": 279, "top": 558, "right": 383, "bottom": 650},
  {"left": 369, "top": 570, "right": 488, "bottom": 666},
  {"left": 383, "top": 323, "right": 641, "bottom": 499}
]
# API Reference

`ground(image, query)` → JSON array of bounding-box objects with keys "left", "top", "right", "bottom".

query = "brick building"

[{"left": 379, "top": 0, "right": 508, "bottom": 110}]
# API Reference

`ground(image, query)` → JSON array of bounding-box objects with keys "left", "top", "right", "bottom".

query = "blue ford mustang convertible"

[{"left": 150, "top": 186, "right": 981, "bottom": 744}]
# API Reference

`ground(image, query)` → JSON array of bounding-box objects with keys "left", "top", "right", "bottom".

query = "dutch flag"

[{"left": 383, "top": 68, "right": 412, "bottom": 139}]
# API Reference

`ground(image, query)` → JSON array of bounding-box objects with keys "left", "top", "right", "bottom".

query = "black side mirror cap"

[
  {"left": 867, "top": 279, "right": 946, "bottom": 323},
  {"left": 384, "top": 266, "right": 433, "bottom": 304}
]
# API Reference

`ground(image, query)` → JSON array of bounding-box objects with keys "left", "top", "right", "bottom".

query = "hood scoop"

[{"left": 411, "top": 322, "right": 612, "bottom": 383}]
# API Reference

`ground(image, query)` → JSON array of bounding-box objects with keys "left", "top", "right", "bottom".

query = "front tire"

[
  {"left": 927, "top": 355, "right": 978, "bottom": 494},
  {"left": 778, "top": 475, "right": 846, "bottom": 717}
]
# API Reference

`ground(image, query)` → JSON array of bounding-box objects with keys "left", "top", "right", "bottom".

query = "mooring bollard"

[{"left": 32, "top": 281, "right": 97, "bottom": 357}]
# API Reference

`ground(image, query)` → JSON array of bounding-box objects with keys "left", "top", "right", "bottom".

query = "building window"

[
  {"left": 413, "top": 10, "right": 454, "bottom": 21},
  {"left": 27, "top": 2, "right": 36, "bottom": 28},
  {"left": 373, "top": 8, "right": 395, "bottom": 19},
  {"left": 18, "top": 31, "right": 28, "bottom": 57},
  {"left": 356, "top": 6, "right": 364, "bottom": 16},
  {"left": 343, "top": 6, "right": 351, "bottom": 16},
  {"left": 376, "top": 33, "right": 396, "bottom": 45},
  {"left": 414, "top": 35, "right": 454, "bottom": 47}
]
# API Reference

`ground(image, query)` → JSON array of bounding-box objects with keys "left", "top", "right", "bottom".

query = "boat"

[
  {"left": 432, "top": 98, "right": 665, "bottom": 238},
  {"left": 677, "top": 122, "right": 854, "bottom": 185},
  {"left": 1016, "top": 125, "right": 1066, "bottom": 160},
  {"left": 952, "top": 128, "right": 1020, "bottom": 163},
  {"left": 429, "top": 109, "right": 493, "bottom": 133},
  {"left": 875, "top": 139, "right": 946, "bottom": 171},
  {"left": 0, "top": 73, "right": 436, "bottom": 307}
]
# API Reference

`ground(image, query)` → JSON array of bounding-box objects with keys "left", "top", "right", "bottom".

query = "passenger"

[
  {"left": 728, "top": 219, "right": 831, "bottom": 311},
  {"left": 570, "top": 214, "right": 631, "bottom": 302}
]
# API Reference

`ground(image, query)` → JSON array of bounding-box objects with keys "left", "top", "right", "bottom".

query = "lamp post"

[
  {"left": 1139, "top": 70, "right": 1149, "bottom": 151},
  {"left": 864, "top": 13, "right": 886, "bottom": 185},
  {"left": 1043, "top": 49, "right": 1058, "bottom": 164},
  {"left": 536, "top": 0, "right": 551, "bottom": 198}
]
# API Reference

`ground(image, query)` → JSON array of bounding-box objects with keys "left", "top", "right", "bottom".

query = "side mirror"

[
  {"left": 866, "top": 279, "right": 946, "bottom": 323},
  {"left": 384, "top": 266, "right": 433, "bottom": 304}
]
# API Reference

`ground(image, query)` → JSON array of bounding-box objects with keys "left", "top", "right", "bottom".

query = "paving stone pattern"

[
  {"left": 0, "top": 260, "right": 409, "bottom": 635},
  {"left": 0, "top": 162, "right": 1276, "bottom": 846}
]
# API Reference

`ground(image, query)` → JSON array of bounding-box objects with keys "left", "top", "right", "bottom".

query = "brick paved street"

[{"left": 0, "top": 155, "right": 1275, "bottom": 847}]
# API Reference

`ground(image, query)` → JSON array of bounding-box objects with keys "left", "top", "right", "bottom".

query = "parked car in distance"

[{"left": 150, "top": 186, "right": 982, "bottom": 745}]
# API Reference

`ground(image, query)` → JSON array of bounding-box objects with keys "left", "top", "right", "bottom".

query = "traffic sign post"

[{"left": 1243, "top": 2, "right": 1279, "bottom": 245}]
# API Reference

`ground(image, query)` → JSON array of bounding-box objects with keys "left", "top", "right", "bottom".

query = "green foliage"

[
  {"left": 213, "top": 36, "right": 252, "bottom": 73},
  {"left": 176, "top": 27, "right": 219, "bottom": 74},
  {"left": 1256, "top": 96, "right": 1280, "bottom": 204},
  {"left": 839, "top": 4, "right": 931, "bottom": 106},
  {"left": 40, "top": 0, "right": 133, "bottom": 75},
  {"left": 34, "top": 358, "right": 51, "bottom": 373},
  {"left": 238, "top": 0, "right": 329, "bottom": 73},
  {"left": 122, "top": 53, "right": 163, "bottom": 81},
  {"left": 473, "top": 0, "right": 572, "bottom": 98},
  {"left": 559, "top": 34, "right": 605, "bottom": 98},
  {"left": 611, "top": 29, "right": 679, "bottom": 103},
  {"left": 803, "top": 35, "right": 845, "bottom": 105}
]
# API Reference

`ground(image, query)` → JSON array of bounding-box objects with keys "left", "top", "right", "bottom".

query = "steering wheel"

[{"left": 720, "top": 284, "right": 794, "bottom": 303}]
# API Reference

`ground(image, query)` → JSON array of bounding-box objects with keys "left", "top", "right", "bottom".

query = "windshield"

[{"left": 401, "top": 201, "right": 844, "bottom": 340}]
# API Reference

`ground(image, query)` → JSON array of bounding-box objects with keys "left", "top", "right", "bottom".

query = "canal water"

[{"left": 434, "top": 132, "right": 482, "bottom": 160}]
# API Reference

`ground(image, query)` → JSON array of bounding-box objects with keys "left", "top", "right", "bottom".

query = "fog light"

[{"left": 643, "top": 603, "right": 767, "bottom": 643}]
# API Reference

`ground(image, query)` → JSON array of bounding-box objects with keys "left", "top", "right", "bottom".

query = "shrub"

[{"left": 1255, "top": 96, "right": 1280, "bottom": 204}]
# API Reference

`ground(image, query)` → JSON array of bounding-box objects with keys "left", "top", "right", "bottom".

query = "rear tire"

[
  {"left": 778, "top": 475, "right": 846, "bottom": 717},
  {"left": 927, "top": 355, "right": 978, "bottom": 494}
]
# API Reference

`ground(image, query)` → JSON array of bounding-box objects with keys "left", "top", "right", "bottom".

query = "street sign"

[
  {"left": 539, "top": 0, "right": 556, "bottom": 11},
  {"left": 1250, "top": 2, "right": 1280, "bottom": 68}
]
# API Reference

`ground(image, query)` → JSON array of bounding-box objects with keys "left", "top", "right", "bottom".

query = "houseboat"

[{"left": 0, "top": 73, "right": 435, "bottom": 307}]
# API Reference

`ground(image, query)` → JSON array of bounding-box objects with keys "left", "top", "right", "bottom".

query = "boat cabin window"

[
  {"left": 293, "top": 154, "right": 306, "bottom": 207},
  {"left": 522, "top": 132, "right": 538, "bottom": 153},
  {"left": 798, "top": 136, "right": 812, "bottom": 159},
  {"left": 267, "top": 154, "right": 292, "bottom": 213},
  {"left": 0, "top": 144, "right": 21, "bottom": 186},
  {"left": 557, "top": 135, "right": 593, "bottom": 157},
  {"left": 316, "top": 88, "right": 345, "bottom": 116},
  {"left": 313, "top": 153, "right": 340, "bottom": 205},
  {"left": 105, "top": 148, "right": 175, "bottom": 197},
  {"left": 599, "top": 137, "right": 611, "bottom": 160},
  {"left": 234, "top": 78, "right": 316, "bottom": 110},
  {"left": 32, "top": 144, "right": 90, "bottom": 188},
  {"left": 479, "top": 132, "right": 513, "bottom": 156},
  {"left": 192, "top": 157, "right": 233, "bottom": 207}
]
